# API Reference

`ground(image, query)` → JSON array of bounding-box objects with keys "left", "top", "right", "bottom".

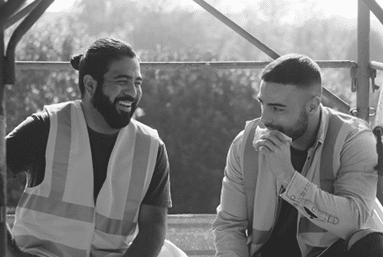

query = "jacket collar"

[{"left": 311, "top": 104, "right": 331, "bottom": 150}]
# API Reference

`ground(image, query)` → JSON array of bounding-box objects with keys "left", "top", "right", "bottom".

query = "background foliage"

[{"left": 5, "top": 0, "right": 383, "bottom": 213}]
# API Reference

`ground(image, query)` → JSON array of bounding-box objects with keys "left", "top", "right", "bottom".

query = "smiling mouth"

[
  {"left": 118, "top": 100, "right": 132, "bottom": 107},
  {"left": 117, "top": 100, "right": 133, "bottom": 111}
]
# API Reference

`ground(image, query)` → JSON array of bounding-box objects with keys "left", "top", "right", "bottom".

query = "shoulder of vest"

[
  {"left": 130, "top": 119, "right": 159, "bottom": 139},
  {"left": 237, "top": 118, "right": 262, "bottom": 148},
  {"left": 243, "top": 118, "right": 261, "bottom": 137},
  {"left": 239, "top": 118, "right": 261, "bottom": 158},
  {"left": 43, "top": 101, "right": 74, "bottom": 116},
  {"left": 324, "top": 107, "right": 370, "bottom": 131}
]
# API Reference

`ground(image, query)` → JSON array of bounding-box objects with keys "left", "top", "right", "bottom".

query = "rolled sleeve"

[{"left": 281, "top": 128, "right": 378, "bottom": 239}]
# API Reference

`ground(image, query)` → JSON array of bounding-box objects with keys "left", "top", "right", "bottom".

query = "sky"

[{"left": 48, "top": 0, "right": 383, "bottom": 20}]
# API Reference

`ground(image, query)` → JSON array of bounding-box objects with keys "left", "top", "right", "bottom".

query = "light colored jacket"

[
  {"left": 213, "top": 106, "right": 379, "bottom": 257},
  {"left": 13, "top": 100, "right": 160, "bottom": 257}
]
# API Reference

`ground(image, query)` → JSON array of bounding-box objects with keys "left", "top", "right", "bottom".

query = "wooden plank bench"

[
  {"left": 167, "top": 214, "right": 216, "bottom": 256},
  {"left": 7, "top": 214, "right": 217, "bottom": 257}
]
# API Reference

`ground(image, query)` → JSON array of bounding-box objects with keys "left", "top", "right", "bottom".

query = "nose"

[
  {"left": 123, "top": 81, "right": 137, "bottom": 97},
  {"left": 260, "top": 108, "right": 271, "bottom": 125}
]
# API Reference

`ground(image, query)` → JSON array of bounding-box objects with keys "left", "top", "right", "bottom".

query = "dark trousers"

[{"left": 321, "top": 229, "right": 383, "bottom": 257}]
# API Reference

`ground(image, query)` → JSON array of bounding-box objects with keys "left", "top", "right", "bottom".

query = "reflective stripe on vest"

[
  {"left": 243, "top": 112, "right": 344, "bottom": 253},
  {"left": 16, "top": 234, "right": 89, "bottom": 257},
  {"left": 13, "top": 101, "right": 159, "bottom": 256}
]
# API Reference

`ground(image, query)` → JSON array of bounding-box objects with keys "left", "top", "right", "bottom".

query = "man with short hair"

[
  {"left": 6, "top": 37, "right": 186, "bottom": 257},
  {"left": 213, "top": 53, "right": 383, "bottom": 256}
]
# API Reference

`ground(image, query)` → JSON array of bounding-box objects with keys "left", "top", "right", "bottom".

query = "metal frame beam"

[
  {"left": 363, "top": 0, "right": 383, "bottom": 25},
  {"left": 14, "top": 60, "right": 358, "bottom": 71},
  {"left": 191, "top": 0, "right": 351, "bottom": 114},
  {"left": 0, "top": 0, "right": 382, "bottom": 254},
  {"left": 0, "top": 0, "right": 26, "bottom": 25},
  {"left": 357, "top": 0, "right": 371, "bottom": 122},
  {"left": 5, "top": 0, "right": 54, "bottom": 84},
  {"left": 0, "top": 0, "right": 54, "bottom": 255},
  {"left": 360, "top": 0, "right": 383, "bottom": 205},
  {"left": 371, "top": 61, "right": 383, "bottom": 71},
  {"left": 374, "top": 86, "right": 383, "bottom": 201},
  {"left": 191, "top": 0, "right": 279, "bottom": 60},
  {"left": 191, "top": 0, "right": 383, "bottom": 202},
  {"left": 5, "top": 0, "right": 43, "bottom": 29},
  {"left": 0, "top": 2, "right": 7, "bottom": 256}
]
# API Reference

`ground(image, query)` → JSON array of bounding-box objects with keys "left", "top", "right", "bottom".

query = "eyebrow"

[
  {"left": 113, "top": 74, "right": 143, "bottom": 82},
  {"left": 257, "top": 97, "right": 287, "bottom": 108}
]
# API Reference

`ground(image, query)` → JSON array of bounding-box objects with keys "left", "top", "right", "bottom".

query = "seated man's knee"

[
  {"left": 6, "top": 223, "right": 33, "bottom": 257},
  {"left": 347, "top": 228, "right": 379, "bottom": 249},
  {"left": 346, "top": 228, "right": 383, "bottom": 256}
]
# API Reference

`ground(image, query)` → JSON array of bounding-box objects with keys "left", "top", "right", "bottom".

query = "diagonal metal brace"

[
  {"left": 192, "top": 0, "right": 350, "bottom": 114},
  {"left": 0, "top": 0, "right": 26, "bottom": 25},
  {"left": 5, "top": 0, "right": 43, "bottom": 29},
  {"left": 5, "top": 0, "right": 54, "bottom": 85},
  {"left": 374, "top": 126, "right": 383, "bottom": 176},
  {"left": 362, "top": 0, "right": 383, "bottom": 25},
  {"left": 0, "top": 1, "right": 54, "bottom": 256}
]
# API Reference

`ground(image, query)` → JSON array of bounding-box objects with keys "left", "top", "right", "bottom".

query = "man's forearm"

[
  {"left": 124, "top": 225, "right": 166, "bottom": 257},
  {"left": 281, "top": 172, "right": 373, "bottom": 238}
]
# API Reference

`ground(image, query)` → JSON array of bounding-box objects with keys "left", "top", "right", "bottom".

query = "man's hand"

[{"left": 253, "top": 130, "right": 295, "bottom": 187}]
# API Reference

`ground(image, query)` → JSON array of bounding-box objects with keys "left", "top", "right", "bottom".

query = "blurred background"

[{"left": 5, "top": 0, "right": 383, "bottom": 214}]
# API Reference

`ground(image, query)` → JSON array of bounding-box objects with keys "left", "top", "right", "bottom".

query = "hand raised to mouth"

[
  {"left": 252, "top": 123, "right": 295, "bottom": 186},
  {"left": 253, "top": 124, "right": 292, "bottom": 151}
]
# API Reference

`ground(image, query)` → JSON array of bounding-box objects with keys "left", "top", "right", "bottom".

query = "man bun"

[{"left": 70, "top": 54, "right": 83, "bottom": 70}]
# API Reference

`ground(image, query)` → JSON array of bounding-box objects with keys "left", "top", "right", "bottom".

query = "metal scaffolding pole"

[
  {"left": 357, "top": 0, "right": 371, "bottom": 122},
  {"left": 374, "top": 87, "right": 383, "bottom": 202},
  {"left": 192, "top": 0, "right": 280, "bottom": 60},
  {"left": 357, "top": 0, "right": 383, "bottom": 204},
  {"left": 0, "top": 0, "right": 54, "bottom": 255},
  {"left": 363, "top": 0, "right": 383, "bottom": 25},
  {"left": 191, "top": 0, "right": 350, "bottom": 114},
  {"left": 0, "top": 2, "right": 28, "bottom": 255},
  {"left": 371, "top": 61, "right": 383, "bottom": 71},
  {"left": 0, "top": 2, "right": 7, "bottom": 256},
  {"left": 14, "top": 60, "right": 358, "bottom": 71}
]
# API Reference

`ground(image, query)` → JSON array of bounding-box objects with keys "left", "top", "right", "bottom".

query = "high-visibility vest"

[
  {"left": 241, "top": 107, "right": 383, "bottom": 256},
  {"left": 13, "top": 100, "right": 160, "bottom": 257}
]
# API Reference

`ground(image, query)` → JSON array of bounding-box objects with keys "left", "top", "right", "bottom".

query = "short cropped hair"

[
  {"left": 70, "top": 37, "right": 138, "bottom": 97},
  {"left": 261, "top": 54, "right": 322, "bottom": 90}
]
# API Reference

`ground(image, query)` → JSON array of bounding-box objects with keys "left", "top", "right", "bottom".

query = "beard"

[
  {"left": 265, "top": 109, "right": 308, "bottom": 141},
  {"left": 91, "top": 85, "right": 137, "bottom": 129}
]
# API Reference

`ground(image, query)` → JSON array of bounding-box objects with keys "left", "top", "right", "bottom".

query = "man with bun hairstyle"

[
  {"left": 213, "top": 53, "right": 383, "bottom": 256},
  {"left": 5, "top": 37, "right": 186, "bottom": 257}
]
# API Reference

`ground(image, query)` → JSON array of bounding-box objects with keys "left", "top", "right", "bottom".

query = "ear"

[
  {"left": 306, "top": 96, "right": 320, "bottom": 116},
  {"left": 83, "top": 75, "right": 97, "bottom": 97}
]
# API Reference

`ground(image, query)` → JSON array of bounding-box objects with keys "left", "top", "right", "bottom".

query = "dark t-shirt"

[
  {"left": 6, "top": 110, "right": 172, "bottom": 208},
  {"left": 259, "top": 146, "right": 308, "bottom": 257}
]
